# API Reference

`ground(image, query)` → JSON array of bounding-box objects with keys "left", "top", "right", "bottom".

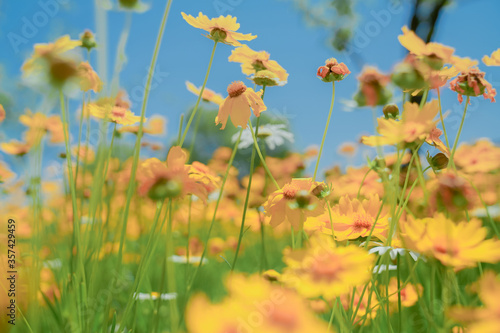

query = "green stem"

[
  {"left": 75, "top": 91, "right": 86, "bottom": 184},
  {"left": 232, "top": 117, "right": 261, "bottom": 271},
  {"left": 247, "top": 120, "right": 280, "bottom": 190},
  {"left": 179, "top": 41, "right": 218, "bottom": 147},
  {"left": 437, "top": 87, "right": 451, "bottom": 151},
  {"left": 116, "top": 0, "right": 173, "bottom": 268},
  {"left": 313, "top": 81, "right": 335, "bottom": 181},
  {"left": 448, "top": 96, "right": 470, "bottom": 168},
  {"left": 179, "top": 128, "right": 244, "bottom": 327}
]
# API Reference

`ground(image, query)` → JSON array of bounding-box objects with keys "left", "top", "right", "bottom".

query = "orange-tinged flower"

[
  {"left": 338, "top": 142, "right": 357, "bottom": 156},
  {"left": 317, "top": 57, "right": 350, "bottom": 82},
  {"left": 229, "top": 45, "right": 288, "bottom": 83},
  {"left": 429, "top": 171, "right": 476, "bottom": 215},
  {"left": 0, "top": 104, "right": 5, "bottom": 123},
  {"left": 398, "top": 26, "right": 454, "bottom": 66},
  {"left": 482, "top": 48, "right": 500, "bottom": 66},
  {"left": 354, "top": 67, "right": 392, "bottom": 107},
  {"left": 449, "top": 271, "right": 500, "bottom": 333},
  {"left": 77, "top": 61, "right": 102, "bottom": 92},
  {"left": 341, "top": 286, "right": 379, "bottom": 325},
  {"left": 216, "top": 81, "right": 266, "bottom": 129},
  {"left": 426, "top": 127, "right": 449, "bottom": 155},
  {"left": 282, "top": 234, "right": 375, "bottom": 299},
  {"left": 362, "top": 100, "right": 439, "bottom": 148},
  {"left": 450, "top": 68, "right": 496, "bottom": 103},
  {"left": 185, "top": 81, "right": 224, "bottom": 105},
  {"left": 137, "top": 146, "right": 216, "bottom": 201},
  {"left": 181, "top": 12, "right": 256, "bottom": 46},
  {"left": 19, "top": 111, "right": 64, "bottom": 145},
  {"left": 88, "top": 91, "right": 141, "bottom": 125},
  {"left": 22, "top": 35, "right": 81, "bottom": 74},
  {"left": 385, "top": 277, "right": 422, "bottom": 309},
  {"left": 263, "top": 178, "right": 326, "bottom": 229},
  {"left": 0, "top": 161, "right": 15, "bottom": 183},
  {"left": 187, "top": 274, "right": 329, "bottom": 333},
  {"left": 119, "top": 115, "right": 166, "bottom": 135},
  {"left": 326, "top": 165, "right": 384, "bottom": 200},
  {"left": 401, "top": 214, "right": 500, "bottom": 270},
  {"left": 321, "top": 194, "right": 389, "bottom": 241},
  {"left": 454, "top": 139, "right": 500, "bottom": 173},
  {"left": 1, "top": 140, "right": 31, "bottom": 156}
]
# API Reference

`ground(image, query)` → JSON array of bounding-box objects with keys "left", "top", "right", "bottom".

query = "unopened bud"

[{"left": 383, "top": 104, "right": 399, "bottom": 119}]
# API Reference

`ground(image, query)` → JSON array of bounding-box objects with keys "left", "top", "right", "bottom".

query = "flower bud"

[
  {"left": 427, "top": 152, "right": 448, "bottom": 171},
  {"left": 383, "top": 104, "right": 399, "bottom": 119},
  {"left": 391, "top": 62, "right": 426, "bottom": 91},
  {"left": 119, "top": 0, "right": 138, "bottom": 8},
  {"left": 317, "top": 58, "right": 350, "bottom": 82},
  {"left": 80, "top": 30, "right": 96, "bottom": 51}
]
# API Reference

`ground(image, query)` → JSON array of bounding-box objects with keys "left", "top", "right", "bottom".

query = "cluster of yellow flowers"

[{"left": 1, "top": 8, "right": 500, "bottom": 333}]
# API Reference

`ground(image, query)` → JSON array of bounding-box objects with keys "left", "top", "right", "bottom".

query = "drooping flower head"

[
  {"left": 263, "top": 178, "right": 327, "bottom": 230},
  {"left": 185, "top": 81, "right": 224, "bottom": 105},
  {"left": 77, "top": 62, "right": 102, "bottom": 93},
  {"left": 354, "top": 67, "right": 392, "bottom": 107},
  {"left": 450, "top": 68, "right": 496, "bottom": 103},
  {"left": 229, "top": 45, "right": 288, "bottom": 83},
  {"left": 89, "top": 91, "right": 141, "bottom": 125},
  {"left": 317, "top": 58, "right": 350, "bottom": 82},
  {"left": 215, "top": 81, "right": 266, "bottom": 130},
  {"left": 281, "top": 234, "right": 375, "bottom": 299},
  {"left": 398, "top": 26, "right": 454, "bottom": 69},
  {"left": 181, "top": 12, "right": 256, "bottom": 46}
]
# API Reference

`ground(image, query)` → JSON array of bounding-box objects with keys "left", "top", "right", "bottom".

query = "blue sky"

[{"left": 1, "top": 0, "right": 499, "bottom": 177}]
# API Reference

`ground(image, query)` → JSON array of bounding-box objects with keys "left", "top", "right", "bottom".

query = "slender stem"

[
  {"left": 116, "top": 0, "right": 173, "bottom": 267},
  {"left": 437, "top": 87, "right": 451, "bottom": 151},
  {"left": 232, "top": 117, "right": 261, "bottom": 271},
  {"left": 420, "top": 89, "right": 429, "bottom": 108},
  {"left": 110, "top": 12, "right": 133, "bottom": 94},
  {"left": 448, "top": 96, "right": 470, "bottom": 168},
  {"left": 313, "top": 81, "right": 335, "bottom": 181},
  {"left": 165, "top": 199, "right": 179, "bottom": 332},
  {"left": 356, "top": 167, "right": 372, "bottom": 199},
  {"left": 179, "top": 41, "right": 218, "bottom": 147},
  {"left": 247, "top": 120, "right": 280, "bottom": 190},
  {"left": 75, "top": 91, "right": 86, "bottom": 183},
  {"left": 179, "top": 128, "right": 244, "bottom": 327}
]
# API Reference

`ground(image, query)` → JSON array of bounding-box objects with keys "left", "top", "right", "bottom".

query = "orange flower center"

[
  {"left": 227, "top": 81, "right": 247, "bottom": 98},
  {"left": 311, "top": 255, "right": 343, "bottom": 282},
  {"left": 112, "top": 107, "right": 126, "bottom": 118},
  {"left": 282, "top": 183, "right": 299, "bottom": 200},
  {"left": 353, "top": 213, "right": 373, "bottom": 231}
]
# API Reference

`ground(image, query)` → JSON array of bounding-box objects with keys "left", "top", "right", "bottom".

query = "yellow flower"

[
  {"left": 77, "top": 61, "right": 102, "bottom": 92},
  {"left": 322, "top": 194, "right": 389, "bottom": 241},
  {"left": 454, "top": 139, "right": 500, "bottom": 173},
  {"left": 88, "top": 91, "right": 141, "bottom": 125},
  {"left": 482, "top": 48, "right": 500, "bottom": 66},
  {"left": 185, "top": 81, "right": 224, "bottom": 105},
  {"left": 0, "top": 104, "right": 5, "bottom": 123},
  {"left": 263, "top": 178, "right": 326, "bottom": 230},
  {"left": 229, "top": 45, "right": 288, "bottom": 83},
  {"left": 398, "top": 26, "right": 454, "bottom": 66},
  {"left": 119, "top": 115, "right": 166, "bottom": 135},
  {"left": 181, "top": 12, "right": 256, "bottom": 46},
  {"left": 0, "top": 161, "right": 15, "bottom": 183},
  {"left": 186, "top": 274, "right": 329, "bottom": 333},
  {"left": 449, "top": 271, "right": 500, "bottom": 333},
  {"left": 385, "top": 277, "right": 422, "bottom": 309},
  {"left": 281, "top": 234, "right": 374, "bottom": 299},
  {"left": 19, "top": 111, "right": 64, "bottom": 145},
  {"left": 401, "top": 214, "right": 500, "bottom": 270},
  {"left": 1, "top": 140, "right": 31, "bottom": 156},
  {"left": 362, "top": 100, "right": 439, "bottom": 148},
  {"left": 22, "top": 35, "right": 81, "bottom": 74},
  {"left": 216, "top": 81, "right": 266, "bottom": 130}
]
